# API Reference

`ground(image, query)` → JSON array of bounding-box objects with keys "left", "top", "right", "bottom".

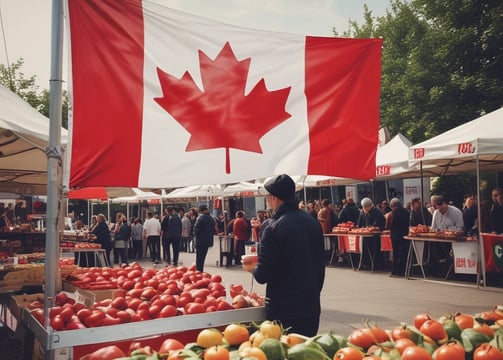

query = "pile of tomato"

[
  {"left": 29, "top": 262, "right": 262, "bottom": 330},
  {"left": 80, "top": 307, "right": 503, "bottom": 360}
]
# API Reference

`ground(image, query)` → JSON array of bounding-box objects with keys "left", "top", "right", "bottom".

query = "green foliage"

[
  {"left": 0, "top": 58, "right": 68, "bottom": 128},
  {"left": 335, "top": 0, "right": 503, "bottom": 144}
]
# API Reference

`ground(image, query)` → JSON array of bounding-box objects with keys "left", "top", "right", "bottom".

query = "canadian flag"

[{"left": 66, "top": 0, "right": 382, "bottom": 188}]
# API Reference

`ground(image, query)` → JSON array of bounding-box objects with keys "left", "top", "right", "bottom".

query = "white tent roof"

[
  {"left": 111, "top": 188, "right": 162, "bottom": 203},
  {"left": 0, "top": 84, "right": 68, "bottom": 194},
  {"left": 164, "top": 184, "right": 224, "bottom": 199},
  {"left": 409, "top": 107, "right": 503, "bottom": 175}
]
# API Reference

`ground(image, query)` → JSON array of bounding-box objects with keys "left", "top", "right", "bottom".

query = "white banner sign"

[{"left": 452, "top": 242, "right": 478, "bottom": 275}]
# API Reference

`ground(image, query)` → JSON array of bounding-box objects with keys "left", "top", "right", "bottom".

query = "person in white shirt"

[
  {"left": 143, "top": 210, "right": 161, "bottom": 264},
  {"left": 430, "top": 195, "right": 464, "bottom": 275},
  {"left": 430, "top": 195, "right": 464, "bottom": 231}
]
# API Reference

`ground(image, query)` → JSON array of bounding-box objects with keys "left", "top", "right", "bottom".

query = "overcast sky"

[{"left": 0, "top": 0, "right": 391, "bottom": 89}]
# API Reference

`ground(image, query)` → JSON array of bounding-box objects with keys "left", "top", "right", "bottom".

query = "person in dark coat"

[
  {"left": 244, "top": 174, "right": 325, "bottom": 337},
  {"left": 409, "top": 197, "right": 432, "bottom": 226},
  {"left": 166, "top": 207, "right": 182, "bottom": 266},
  {"left": 386, "top": 198, "right": 411, "bottom": 276},
  {"left": 357, "top": 197, "right": 386, "bottom": 270},
  {"left": 194, "top": 204, "right": 215, "bottom": 271},
  {"left": 91, "top": 213, "right": 112, "bottom": 266},
  {"left": 338, "top": 198, "right": 361, "bottom": 224}
]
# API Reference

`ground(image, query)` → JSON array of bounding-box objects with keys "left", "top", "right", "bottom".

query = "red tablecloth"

[
  {"left": 338, "top": 235, "right": 361, "bottom": 253},
  {"left": 481, "top": 233, "right": 503, "bottom": 272},
  {"left": 380, "top": 234, "right": 392, "bottom": 251}
]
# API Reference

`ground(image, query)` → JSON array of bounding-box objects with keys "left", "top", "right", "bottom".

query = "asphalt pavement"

[{"left": 136, "top": 244, "right": 503, "bottom": 337}]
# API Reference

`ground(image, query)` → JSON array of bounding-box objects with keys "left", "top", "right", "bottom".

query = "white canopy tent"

[
  {"left": 0, "top": 84, "right": 68, "bottom": 195},
  {"left": 409, "top": 107, "right": 503, "bottom": 175},
  {"left": 408, "top": 107, "right": 503, "bottom": 287}
]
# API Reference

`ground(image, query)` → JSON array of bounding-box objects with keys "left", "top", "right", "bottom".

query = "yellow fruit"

[{"left": 196, "top": 328, "right": 224, "bottom": 348}]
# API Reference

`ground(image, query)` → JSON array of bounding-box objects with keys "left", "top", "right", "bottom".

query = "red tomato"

[
  {"left": 121, "top": 280, "right": 135, "bottom": 290},
  {"left": 210, "top": 274, "right": 222, "bottom": 283},
  {"left": 434, "top": 342, "right": 465, "bottom": 360},
  {"left": 158, "top": 338, "right": 184, "bottom": 354},
  {"left": 111, "top": 296, "right": 128, "bottom": 310},
  {"left": 87, "top": 345, "right": 126, "bottom": 360},
  {"left": 141, "top": 287, "right": 158, "bottom": 300},
  {"left": 216, "top": 301, "right": 233, "bottom": 311},
  {"left": 473, "top": 344, "right": 503, "bottom": 360},
  {"left": 391, "top": 325, "right": 415, "bottom": 341},
  {"left": 127, "top": 269, "right": 142, "bottom": 279},
  {"left": 419, "top": 319, "right": 447, "bottom": 342},
  {"left": 149, "top": 304, "right": 162, "bottom": 318},
  {"left": 413, "top": 313, "right": 431, "bottom": 329},
  {"left": 102, "top": 315, "right": 122, "bottom": 326},
  {"left": 49, "top": 306, "right": 63, "bottom": 318},
  {"left": 454, "top": 313, "right": 474, "bottom": 330},
  {"left": 347, "top": 328, "right": 377, "bottom": 350},
  {"left": 115, "top": 310, "right": 131, "bottom": 323},
  {"left": 334, "top": 347, "right": 364, "bottom": 360},
  {"left": 59, "top": 306, "right": 75, "bottom": 323},
  {"left": 127, "top": 298, "right": 143, "bottom": 310},
  {"left": 401, "top": 346, "right": 433, "bottom": 360},
  {"left": 55, "top": 291, "right": 69, "bottom": 306},
  {"left": 204, "top": 345, "right": 230, "bottom": 360},
  {"left": 50, "top": 315, "right": 65, "bottom": 331},
  {"left": 77, "top": 308, "right": 92, "bottom": 322},
  {"left": 193, "top": 288, "right": 211, "bottom": 299},
  {"left": 368, "top": 325, "right": 389, "bottom": 343},
  {"left": 394, "top": 338, "right": 416, "bottom": 355},
  {"left": 177, "top": 292, "right": 194, "bottom": 308},
  {"left": 185, "top": 302, "right": 206, "bottom": 314},
  {"left": 83, "top": 310, "right": 106, "bottom": 327},
  {"left": 31, "top": 308, "right": 45, "bottom": 325},
  {"left": 159, "top": 304, "right": 178, "bottom": 318},
  {"left": 159, "top": 294, "right": 177, "bottom": 307}
]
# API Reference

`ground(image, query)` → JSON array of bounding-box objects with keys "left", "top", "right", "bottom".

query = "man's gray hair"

[
  {"left": 390, "top": 198, "right": 401, "bottom": 206},
  {"left": 361, "top": 197, "right": 373, "bottom": 208}
]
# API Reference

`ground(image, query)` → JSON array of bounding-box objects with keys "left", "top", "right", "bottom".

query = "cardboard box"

[{"left": 63, "top": 281, "right": 123, "bottom": 303}]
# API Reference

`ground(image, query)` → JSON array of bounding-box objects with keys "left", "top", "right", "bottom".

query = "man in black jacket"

[
  {"left": 387, "top": 198, "right": 411, "bottom": 276},
  {"left": 165, "top": 207, "right": 182, "bottom": 266},
  {"left": 243, "top": 174, "right": 325, "bottom": 337},
  {"left": 194, "top": 204, "right": 215, "bottom": 271}
]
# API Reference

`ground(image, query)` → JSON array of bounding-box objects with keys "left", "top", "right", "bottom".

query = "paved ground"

[{"left": 136, "top": 245, "right": 503, "bottom": 337}]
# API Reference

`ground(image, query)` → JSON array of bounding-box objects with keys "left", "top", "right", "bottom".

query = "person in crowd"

[
  {"left": 251, "top": 210, "right": 266, "bottom": 242},
  {"left": 90, "top": 214, "right": 112, "bottom": 266},
  {"left": 306, "top": 201, "right": 318, "bottom": 220},
  {"left": 409, "top": 197, "right": 432, "bottom": 226},
  {"left": 194, "top": 204, "right": 216, "bottom": 271},
  {"left": 462, "top": 194, "right": 478, "bottom": 235},
  {"left": 243, "top": 174, "right": 325, "bottom": 337},
  {"left": 88, "top": 215, "right": 98, "bottom": 232},
  {"left": 430, "top": 195, "right": 464, "bottom": 273},
  {"left": 357, "top": 198, "right": 386, "bottom": 270},
  {"left": 488, "top": 188, "right": 503, "bottom": 234},
  {"left": 181, "top": 211, "right": 192, "bottom": 252},
  {"left": 0, "top": 208, "right": 10, "bottom": 231},
  {"left": 130, "top": 217, "right": 143, "bottom": 259},
  {"left": 161, "top": 208, "right": 171, "bottom": 262},
  {"left": 114, "top": 215, "right": 130, "bottom": 265},
  {"left": 317, "top": 199, "right": 334, "bottom": 234},
  {"left": 378, "top": 200, "right": 392, "bottom": 215},
  {"left": 338, "top": 198, "right": 360, "bottom": 224},
  {"left": 111, "top": 212, "right": 124, "bottom": 264},
  {"left": 6, "top": 203, "right": 15, "bottom": 224},
  {"left": 430, "top": 195, "right": 464, "bottom": 232},
  {"left": 232, "top": 210, "right": 249, "bottom": 265},
  {"left": 298, "top": 201, "right": 305, "bottom": 210},
  {"left": 386, "top": 198, "right": 411, "bottom": 277},
  {"left": 165, "top": 206, "right": 182, "bottom": 266},
  {"left": 143, "top": 210, "right": 161, "bottom": 265}
]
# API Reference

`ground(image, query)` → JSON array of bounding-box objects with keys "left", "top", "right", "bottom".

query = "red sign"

[
  {"left": 457, "top": 142, "right": 476, "bottom": 154},
  {"left": 376, "top": 165, "right": 391, "bottom": 176},
  {"left": 414, "top": 148, "right": 425, "bottom": 159}
]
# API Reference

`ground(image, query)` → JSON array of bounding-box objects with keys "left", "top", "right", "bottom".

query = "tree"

[
  {"left": 0, "top": 58, "right": 68, "bottom": 128},
  {"left": 336, "top": 0, "right": 503, "bottom": 144}
]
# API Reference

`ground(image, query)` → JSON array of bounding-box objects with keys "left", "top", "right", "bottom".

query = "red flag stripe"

[
  {"left": 68, "top": 0, "right": 144, "bottom": 187},
  {"left": 305, "top": 37, "right": 381, "bottom": 180}
]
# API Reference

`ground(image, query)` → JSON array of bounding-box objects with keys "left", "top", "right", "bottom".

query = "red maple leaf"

[{"left": 154, "top": 41, "right": 291, "bottom": 173}]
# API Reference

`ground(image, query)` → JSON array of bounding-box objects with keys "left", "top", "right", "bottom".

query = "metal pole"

[
  {"left": 476, "top": 156, "right": 486, "bottom": 288},
  {"left": 44, "top": 0, "right": 64, "bottom": 358}
]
